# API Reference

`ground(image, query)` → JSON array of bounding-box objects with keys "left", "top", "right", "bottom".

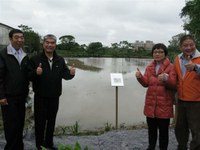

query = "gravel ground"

[{"left": 0, "top": 128, "right": 178, "bottom": 150}]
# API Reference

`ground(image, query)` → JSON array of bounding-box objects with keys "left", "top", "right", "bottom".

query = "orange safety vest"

[{"left": 175, "top": 55, "right": 200, "bottom": 101}]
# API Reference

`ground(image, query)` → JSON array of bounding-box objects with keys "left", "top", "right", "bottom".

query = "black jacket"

[
  {"left": 0, "top": 46, "right": 30, "bottom": 100},
  {"left": 29, "top": 51, "right": 74, "bottom": 98}
]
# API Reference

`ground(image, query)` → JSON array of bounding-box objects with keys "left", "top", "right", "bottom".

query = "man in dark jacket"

[
  {"left": 29, "top": 34, "right": 75, "bottom": 150},
  {"left": 0, "top": 29, "right": 30, "bottom": 150}
]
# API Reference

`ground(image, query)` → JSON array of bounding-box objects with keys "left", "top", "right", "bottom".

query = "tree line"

[{"left": 19, "top": 0, "right": 199, "bottom": 61}]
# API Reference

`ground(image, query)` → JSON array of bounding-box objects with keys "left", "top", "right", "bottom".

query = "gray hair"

[{"left": 43, "top": 34, "right": 57, "bottom": 42}]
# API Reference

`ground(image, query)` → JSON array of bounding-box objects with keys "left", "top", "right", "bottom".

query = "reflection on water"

[{"left": 57, "top": 58, "right": 152, "bottom": 130}]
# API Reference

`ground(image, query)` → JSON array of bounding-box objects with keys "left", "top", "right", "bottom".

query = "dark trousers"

[
  {"left": 175, "top": 100, "right": 200, "bottom": 150},
  {"left": 34, "top": 95, "right": 59, "bottom": 149},
  {"left": 146, "top": 117, "right": 170, "bottom": 150},
  {"left": 1, "top": 96, "right": 26, "bottom": 150}
]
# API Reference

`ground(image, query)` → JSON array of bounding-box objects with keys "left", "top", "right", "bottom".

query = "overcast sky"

[{"left": 0, "top": 0, "right": 186, "bottom": 46}]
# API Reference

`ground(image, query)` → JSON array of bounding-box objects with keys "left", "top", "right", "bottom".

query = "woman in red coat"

[{"left": 135, "top": 43, "right": 177, "bottom": 150}]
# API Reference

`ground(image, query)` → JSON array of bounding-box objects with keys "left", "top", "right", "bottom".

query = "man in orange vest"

[{"left": 174, "top": 34, "right": 200, "bottom": 150}]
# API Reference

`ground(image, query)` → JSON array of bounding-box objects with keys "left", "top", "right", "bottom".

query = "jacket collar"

[
  {"left": 178, "top": 49, "right": 200, "bottom": 59},
  {"left": 41, "top": 50, "right": 59, "bottom": 61},
  {"left": 7, "top": 44, "right": 27, "bottom": 58},
  {"left": 149, "top": 58, "right": 170, "bottom": 76}
]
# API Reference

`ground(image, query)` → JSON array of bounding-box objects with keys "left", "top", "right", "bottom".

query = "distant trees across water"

[{"left": 17, "top": 25, "right": 181, "bottom": 62}]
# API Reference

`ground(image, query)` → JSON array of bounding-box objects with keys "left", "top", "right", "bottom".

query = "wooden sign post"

[{"left": 110, "top": 73, "right": 124, "bottom": 129}]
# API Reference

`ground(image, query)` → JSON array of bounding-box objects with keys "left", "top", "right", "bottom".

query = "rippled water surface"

[{"left": 57, "top": 57, "right": 152, "bottom": 130}]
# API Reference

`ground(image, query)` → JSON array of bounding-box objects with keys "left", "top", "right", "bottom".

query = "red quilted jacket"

[{"left": 137, "top": 58, "right": 177, "bottom": 118}]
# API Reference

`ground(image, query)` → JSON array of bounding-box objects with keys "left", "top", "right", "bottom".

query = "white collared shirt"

[
  {"left": 48, "top": 57, "right": 53, "bottom": 70},
  {"left": 10, "top": 45, "right": 23, "bottom": 64}
]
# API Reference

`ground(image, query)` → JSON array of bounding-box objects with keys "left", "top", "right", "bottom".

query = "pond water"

[{"left": 56, "top": 57, "right": 152, "bottom": 130}]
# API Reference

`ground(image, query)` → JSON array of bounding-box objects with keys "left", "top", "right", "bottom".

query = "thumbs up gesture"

[
  {"left": 135, "top": 68, "right": 142, "bottom": 78},
  {"left": 185, "top": 55, "right": 196, "bottom": 72},
  {"left": 70, "top": 63, "right": 75, "bottom": 75},
  {"left": 0, "top": 98, "right": 8, "bottom": 106},
  {"left": 36, "top": 63, "right": 43, "bottom": 75}
]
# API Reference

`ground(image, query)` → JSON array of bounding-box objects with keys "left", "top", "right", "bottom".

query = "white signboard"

[{"left": 110, "top": 73, "right": 124, "bottom": 87}]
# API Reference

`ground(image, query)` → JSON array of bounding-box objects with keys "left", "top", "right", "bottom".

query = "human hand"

[
  {"left": 70, "top": 64, "right": 75, "bottom": 75},
  {"left": 36, "top": 63, "right": 43, "bottom": 75},
  {"left": 0, "top": 98, "right": 8, "bottom": 106},
  {"left": 184, "top": 55, "right": 193, "bottom": 72},
  {"left": 135, "top": 68, "right": 142, "bottom": 78},
  {"left": 184, "top": 56, "right": 196, "bottom": 72},
  {"left": 185, "top": 62, "right": 196, "bottom": 72},
  {"left": 158, "top": 73, "right": 169, "bottom": 82}
]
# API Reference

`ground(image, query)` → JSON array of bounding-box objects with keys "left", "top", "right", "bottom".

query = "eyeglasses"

[{"left": 153, "top": 51, "right": 164, "bottom": 54}]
